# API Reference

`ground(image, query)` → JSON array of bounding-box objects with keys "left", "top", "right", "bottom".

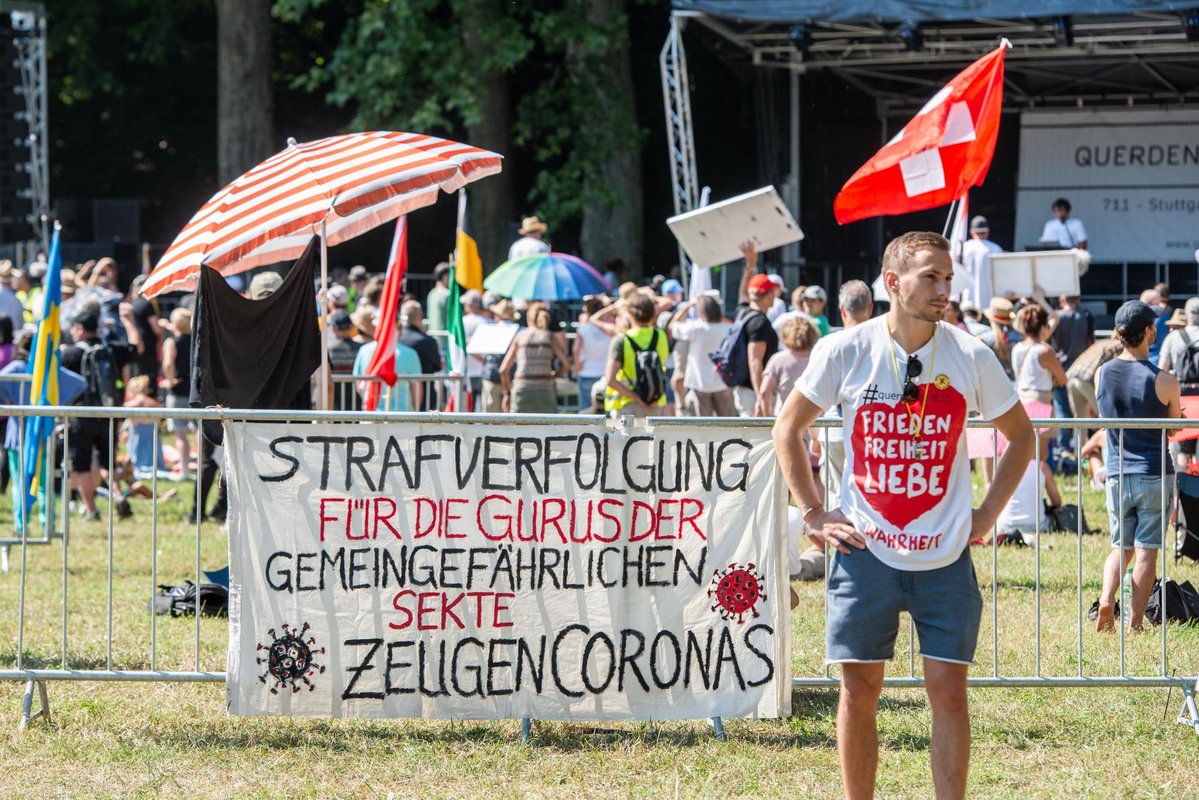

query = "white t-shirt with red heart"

[{"left": 794, "top": 317, "right": 1017, "bottom": 571}]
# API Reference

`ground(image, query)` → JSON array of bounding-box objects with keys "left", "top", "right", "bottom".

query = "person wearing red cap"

[{"left": 734, "top": 242, "right": 780, "bottom": 416}]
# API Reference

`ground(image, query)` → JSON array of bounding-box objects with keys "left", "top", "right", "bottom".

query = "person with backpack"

[
  {"left": 60, "top": 308, "right": 139, "bottom": 521},
  {"left": 730, "top": 241, "right": 779, "bottom": 416},
  {"left": 602, "top": 293, "right": 669, "bottom": 417}
]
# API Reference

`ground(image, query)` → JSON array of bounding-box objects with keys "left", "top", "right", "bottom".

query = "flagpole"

[
  {"left": 319, "top": 221, "right": 330, "bottom": 411},
  {"left": 942, "top": 197, "right": 960, "bottom": 238}
]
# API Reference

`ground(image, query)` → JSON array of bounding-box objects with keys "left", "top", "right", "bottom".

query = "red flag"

[
  {"left": 833, "top": 42, "right": 1008, "bottom": 225},
  {"left": 362, "top": 215, "right": 407, "bottom": 411}
]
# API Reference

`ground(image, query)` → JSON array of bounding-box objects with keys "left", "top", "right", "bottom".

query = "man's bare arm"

[{"left": 774, "top": 389, "right": 863, "bottom": 553}]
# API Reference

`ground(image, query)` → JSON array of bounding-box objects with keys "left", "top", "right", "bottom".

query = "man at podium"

[{"left": 1040, "top": 198, "right": 1088, "bottom": 250}]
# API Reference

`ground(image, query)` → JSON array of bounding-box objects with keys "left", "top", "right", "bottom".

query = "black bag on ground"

[
  {"left": 1144, "top": 578, "right": 1199, "bottom": 625},
  {"left": 152, "top": 581, "right": 229, "bottom": 618},
  {"left": 1048, "top": 503, "right": 1095, "bottom": 535}
]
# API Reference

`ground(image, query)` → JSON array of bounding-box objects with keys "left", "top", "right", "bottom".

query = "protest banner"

[{"left": 224, "top": 421, "right": 789, "bottom": 721}]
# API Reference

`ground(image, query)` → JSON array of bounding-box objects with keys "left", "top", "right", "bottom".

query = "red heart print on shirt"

[{"left": 851, "top": 385, "right": 966, "bottom": 530}]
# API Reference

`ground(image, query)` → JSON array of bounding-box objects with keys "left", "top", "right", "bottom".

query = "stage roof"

[{"left": 672, "top": 1, "right": 1199, "bottom": 109}]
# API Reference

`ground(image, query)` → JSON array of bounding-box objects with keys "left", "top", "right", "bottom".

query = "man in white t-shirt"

[
  {"left": 508, "top": 216, "right": 552, "bottom": 261},
  {"left": 959, "top": 215, "right": 1003, "bottom": 308},
  {"left": 775, "top": 231, "right": 1035, "bottom": 799},
  {"left": 1040, "top": 197, "right": 1088, "bottom": 250}
]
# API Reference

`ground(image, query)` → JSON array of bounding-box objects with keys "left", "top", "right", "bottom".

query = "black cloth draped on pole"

[{"left": 190, "top": 235, "right": 322, "bottom": 445}]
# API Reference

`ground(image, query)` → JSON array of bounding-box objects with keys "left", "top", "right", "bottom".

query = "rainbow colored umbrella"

[{"left": 483, "top": 252, "right": 610, "bottom": 301}]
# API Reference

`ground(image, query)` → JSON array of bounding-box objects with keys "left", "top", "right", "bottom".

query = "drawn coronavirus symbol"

[
  {"left": 708, "top": 562, "right": 767, "bottom": 623},
  {"left": 257, "top": 622, "right": 326, "bottom": 694}
]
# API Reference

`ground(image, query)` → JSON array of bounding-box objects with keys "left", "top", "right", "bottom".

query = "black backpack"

[
  {"left": 710, "top": 308, "right": 764, "bottom": 388},
  {"left": 1175, "top": 331, "right": 1199, "bottom": 395},
  {"left": 625, "top": 330, "right": 666, "bottom": 405},
  {"left": 78, "top": 340, "right": 120, "bottom": 407},
  {"left": 151, "top": 581, "right": 229, "bottom": 618},
  {"left": 1145, "top": 578, "right": 1199, "bottom": 626}
]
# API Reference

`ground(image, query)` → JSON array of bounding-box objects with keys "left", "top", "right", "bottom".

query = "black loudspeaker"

[{"left": 92, "top": 199, "right": 141, "bottom": 243}]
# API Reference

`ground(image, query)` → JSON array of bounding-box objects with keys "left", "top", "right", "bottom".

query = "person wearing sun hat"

[
  {"left": 977, "top": 296, "right": 1020, "bottom": 381},
  {"left": 508, "top": 215, "right": 552, "bottom": 262}
]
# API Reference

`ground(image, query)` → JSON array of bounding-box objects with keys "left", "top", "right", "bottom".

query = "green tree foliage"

[
  {"left": 275, "top": 0, "right": 648, "bottom": 253},
  {"left": 276, "top": 0, "right": 531, "bottom": 132}
]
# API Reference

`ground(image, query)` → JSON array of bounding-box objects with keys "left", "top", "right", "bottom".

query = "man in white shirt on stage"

[
  {"left": 508, "top": 216, "right": 552, "bottom": 261},
  {"left": 960, "top": 215, "right": 1002, "bottom": 309},
  {"left": 1040, "top": 198, "right": 1088, "bottom": 250}
]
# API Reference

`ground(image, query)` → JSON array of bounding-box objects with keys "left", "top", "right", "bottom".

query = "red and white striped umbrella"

[{"left": 141, "top": 131, "right": 502, "bottom": 297}]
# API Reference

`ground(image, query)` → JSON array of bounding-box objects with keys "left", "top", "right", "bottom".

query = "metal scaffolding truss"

[
  {"left": 660, "top": 17, "right": 700, "bottom": 217},
  {"left": 6, "top": 3, "right": 48, "bottom": 253},
  {"left": 679, "top": 10, "right": 1199, "bottom": 111},
  {"left": 659, "top": 16, "right": 701, "bottom": 281}
]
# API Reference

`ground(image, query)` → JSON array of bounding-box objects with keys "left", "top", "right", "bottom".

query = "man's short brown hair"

[
  {"left": 626, "top": 294, "right": 656, "bottom": 325},
  {"left": 882, "top": 231, "right": 950, "bottom": 276}
]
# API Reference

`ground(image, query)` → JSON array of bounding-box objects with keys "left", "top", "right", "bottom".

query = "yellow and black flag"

[{"left": 455, "top": 189, "right": 483, "bottom": 291}]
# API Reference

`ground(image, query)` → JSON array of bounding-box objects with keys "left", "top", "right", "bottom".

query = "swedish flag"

[{"left": 22, "top": 226, "right": 62, "bottom": 517}]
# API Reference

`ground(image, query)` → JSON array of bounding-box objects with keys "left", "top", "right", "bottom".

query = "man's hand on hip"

[{"left": 807, "top": 509, "right": 866, "bottom": 555}]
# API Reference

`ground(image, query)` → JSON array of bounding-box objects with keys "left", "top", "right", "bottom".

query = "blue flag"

[{"left": 21, "top": 227, "right": 62, "bottom": 518}]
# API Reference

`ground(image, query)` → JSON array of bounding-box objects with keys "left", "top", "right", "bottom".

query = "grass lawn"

[{"left": 0, "top": 468, "right": 1196, "bottom": 799}]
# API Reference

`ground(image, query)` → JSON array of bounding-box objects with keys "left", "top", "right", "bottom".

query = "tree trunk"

[
  {"left": 461, "top": 0, "right": 516, "bottom": 272},
  {"left": 575, "top": 0, "right": 643, "bottom": 277},
  {"left": 216, "top": 0, "right": 274, "bottom": 185}
]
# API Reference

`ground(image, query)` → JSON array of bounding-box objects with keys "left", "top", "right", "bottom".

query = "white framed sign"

[
  {"left": 667, "top": 187, "right": 804, "bottom": 268},
  {"left": 224, "top": 421, "right": 789, "bottom": 721},
  {"left": 990, "top": 250, "right": 1083, "bottom": 297}
]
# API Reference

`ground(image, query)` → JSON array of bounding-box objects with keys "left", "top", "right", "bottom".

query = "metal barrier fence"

[
  {"left": 329, "top": 373, "right": 466, "bottom": 413},
  {"left": 0, "top": 406, "right": 1194, "bottom": 733}
]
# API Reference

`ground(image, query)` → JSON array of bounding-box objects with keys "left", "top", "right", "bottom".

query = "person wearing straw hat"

[
  {"left": 977, "top": 296, "right": 1020, "bottom": 381},
  {"left": 508, "top": 215, "right": 551, "bottom": 262}
]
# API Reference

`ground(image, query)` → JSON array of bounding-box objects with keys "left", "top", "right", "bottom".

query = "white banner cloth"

[{"left": 225, "top": 421, "right": 789, "bottom": 721}]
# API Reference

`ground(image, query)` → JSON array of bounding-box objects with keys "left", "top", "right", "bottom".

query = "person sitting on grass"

[
  {"left": 122, "top": 375, "right": 164, "bottom": 477},
  {"left": 1094, "top": 300, "right": 1181, "bottom": 632}
]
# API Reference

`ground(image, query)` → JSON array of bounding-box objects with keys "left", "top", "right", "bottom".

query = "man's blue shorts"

[
  {"left": 825, "top": 545, "right": 983, "bottom": 665},
  {"left": 1106, "top": 474, "right": 1171, "bottom": 550}
]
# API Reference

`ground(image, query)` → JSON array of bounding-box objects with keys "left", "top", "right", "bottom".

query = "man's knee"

[
  {"left": 924, "top": 662, "right": 969, "bottom": 714},
  {"left": 840, "top": 665, "right": 885, "bottom": 711}
]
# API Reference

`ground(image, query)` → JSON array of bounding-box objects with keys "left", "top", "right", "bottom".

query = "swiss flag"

[
  {"left": 362, "top": 215, "right": 407, "bottom": 411},
  {"left": 833, "top": 42, "right": 1008, "bottom": 225}
]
